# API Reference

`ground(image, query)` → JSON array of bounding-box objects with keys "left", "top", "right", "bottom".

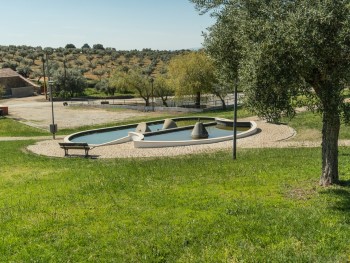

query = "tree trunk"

[
  {"left": 219, "top": 96, "right": 226, "bottom": 110},
  {"left": 161, "top": 97, "right": 168, "bottom": 107},
  {"left": 42, "top": 58, "right": 47, "bottom": 100},
  {"left": 320, "top": 110, "right": 340, "bottom": 186},
  {"left": 195, "top": 91, "right": 201, "bottom": 108},
  {"left": 63, "top": 60, "right": 67, "bottom": 93},
  {"left": 144, "top": 97, "right": 150, "bottom": 106}
]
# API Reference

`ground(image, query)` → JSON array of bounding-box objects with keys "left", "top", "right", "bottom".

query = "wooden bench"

[{"left": 58, "top": 142, "right": 93, "bottom": 157}]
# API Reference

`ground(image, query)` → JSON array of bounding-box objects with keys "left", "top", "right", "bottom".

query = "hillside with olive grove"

[{"left": 0, "top": 44, "right": 231, "bottom": 109}]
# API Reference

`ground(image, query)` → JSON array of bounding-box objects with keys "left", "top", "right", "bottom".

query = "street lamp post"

[
  {"left": 233, "top": 80, "right": 238, "bottom": 160},
  {"left": 45, "top": 52, "right": 50, "bottom": 101},
  {"left": 48, "top": 80, "right": 57, "bottom": 139},
  {"left": 150, "top": 77, "right": 154, "bottom": 111}
]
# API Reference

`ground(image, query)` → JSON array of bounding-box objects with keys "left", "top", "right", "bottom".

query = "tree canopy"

[
  {"left": 52, "top": 68, "right": 87, "bottom": 98},
  {"left": 167, "top": 51, "right": 216, "bottom": 107},
  {"left": 191, "top": 0, "right": 350, "bottom": 185},
  {"left": 153, "top": 75, "right": 173, "bottom": 107},
  {"left": 124, "top": 68, "right": 153, "bottom": 106},
  {"left": 93, "top": 44, "right": 105, "bottom": 50},
  {"left": 65, "top": 44, "right": 76, "bottom": 49},
  {"left": 81, "top": 43, "right": 91, "bottom": 49}
]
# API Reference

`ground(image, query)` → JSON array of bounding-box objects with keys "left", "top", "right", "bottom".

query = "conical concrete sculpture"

[
  {"left": 135, "top": 122, "right": 151, "bottom": 133},
  {"left": 162, "top": 119, "right": 177, "bottom": 129},
  {"left": 191, "top": 122, "right": 209, "bottom": 139}
]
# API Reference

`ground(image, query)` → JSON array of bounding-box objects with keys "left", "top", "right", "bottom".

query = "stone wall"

[
  {"left": 11, "top": 86, "right": 35, "bottom": 98},
  {"left": 0, "top": 76, "right": 39, "bottom": 97},
  {"left": 0, "top": 76, "right": 29, "bottom": 95}
]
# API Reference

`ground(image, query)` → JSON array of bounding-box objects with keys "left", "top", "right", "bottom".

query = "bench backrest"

[{"left": 59, "top": 142, "right": 89, "bottom": 147}]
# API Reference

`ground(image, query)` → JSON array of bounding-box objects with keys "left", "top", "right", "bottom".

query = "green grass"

[
  {"left": 1, "top": 141, "right": 350, "bottom": 261},
  {"left": 83, "top": 87, "right": 135, "bottom": 98},
  {"left": 283, "top": 111, "right": 350, "bottom": 141},
  {"left": 0, "top": 118, "right": 49, "bottom": 137},
  {"left": 200, "top": 106, "right": 253, "bottom": 119},
  {"left": 68, "top": 105, "right": 128, "bottom": 112}
]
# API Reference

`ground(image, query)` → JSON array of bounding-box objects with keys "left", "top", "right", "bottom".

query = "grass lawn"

[
  {"left": 2, "top": 109, "right": 350, "bottom": 261},
  {"left": 283, "top": 110, "right": 350, "bottom": 141},
  {"left": 0, "top": 118, "right": 49, "bottom": 137},
  {"left": 1, "top": 141, "right": 350, "bottom": 261}
]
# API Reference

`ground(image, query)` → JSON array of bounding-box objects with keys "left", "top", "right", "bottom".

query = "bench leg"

[{"left": 61, "top": 147, "right": 90, "bottom": 157}]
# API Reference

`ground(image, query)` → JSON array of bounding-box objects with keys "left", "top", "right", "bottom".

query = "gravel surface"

[
  {"left": 26, "top": 117, "right": 300, "bottom": 159},
  {"left": 4, "top": 95, "right": 173, "bottom": 129}
]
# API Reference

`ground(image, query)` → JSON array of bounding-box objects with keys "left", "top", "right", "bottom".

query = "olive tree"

[
  {"left": 65, "top": 44, "right": 76, "bottom": 49},
  {"left": 52, "top": 68, "right": 87, "bottom": 98},
  {"left": 191, "top": 0, "right": 350, "bottom": 186},
  {"left": 167, "top": 51, "right": 216, "bottom": 108},
  {"left": 126, "top": 68, "right": 153, "bottom": 106},
  {"left": 111, "top": 66, "right": 153, "bottom": 106},
  {"left": 109, "top": 70, "right": 131, "bottom": 94},
  {"left": 154, "top": 75, "right": 173, "bottom": 107},
  {"left": 95, "top": 79, "right": 116, "bottom": 96}
]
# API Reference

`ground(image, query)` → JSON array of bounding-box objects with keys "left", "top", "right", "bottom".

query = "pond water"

[
  {"left": 70, "top": 123, "right": 165, "bottom": 145},
  {"left": 144, "top": 126, "right": 242, "bottom": 141},
  {"left": 67, "top": 117, "right": 249, "bottom": 146}
]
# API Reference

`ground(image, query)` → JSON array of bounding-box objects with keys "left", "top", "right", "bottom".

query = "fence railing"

[{"left": 69, "top": 93, "right": 244, "bottom": 112}]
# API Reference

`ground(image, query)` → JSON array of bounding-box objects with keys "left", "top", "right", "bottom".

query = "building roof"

[
  {"left": 0, "top": 68, "right": 39, "bottom": 87},
  {"left": 0, "top": 68, "right": 19, "bottom": 78}
]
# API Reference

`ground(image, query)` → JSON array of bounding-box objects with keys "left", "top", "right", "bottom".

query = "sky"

[{"left": 0, "top": 0, "right": 215, "bottom": 51}]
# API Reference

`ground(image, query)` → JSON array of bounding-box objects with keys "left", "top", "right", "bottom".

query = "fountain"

[{"left": 65, "top": 117, "right": 258, "bottom": 148}]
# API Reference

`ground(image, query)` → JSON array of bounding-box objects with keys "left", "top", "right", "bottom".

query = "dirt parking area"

[{"left": 2, "top": 95, "right": 172, "bottom": 130}]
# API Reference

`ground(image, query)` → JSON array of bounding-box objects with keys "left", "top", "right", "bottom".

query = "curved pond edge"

[
  {"left": 64, "top": 117, "right": 258, "bottom": 148},
  {"left": 132, "top": 121, "right": 257, "bottom": 148},
  {"left": 64, "top": 123, "right": 138, "bottom": 147}
]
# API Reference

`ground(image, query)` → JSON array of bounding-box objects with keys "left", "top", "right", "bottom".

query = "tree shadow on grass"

[
  {"left": 338, "top": 180, "right": 350, "bottom": 187},
  {"left": 64, "top": 154, "right": 100, "bottom": 159},
  {"left": 322, "top": 184, "right": 350, "bottom": 214}
]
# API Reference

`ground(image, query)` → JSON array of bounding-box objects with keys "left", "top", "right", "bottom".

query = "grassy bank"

[
  {"left": 0, "top": 118, "right": 49, "bottom": 137},
  {"left": 283, "top": 111, "right": 350, "bottom": 141},
  {"left": 1, "top": 141, "right": 350, "bottom": 261}
]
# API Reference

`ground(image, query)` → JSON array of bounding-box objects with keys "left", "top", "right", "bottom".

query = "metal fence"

[{"left": 68, "top": 93, "right": 244, "bottom": 112}]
